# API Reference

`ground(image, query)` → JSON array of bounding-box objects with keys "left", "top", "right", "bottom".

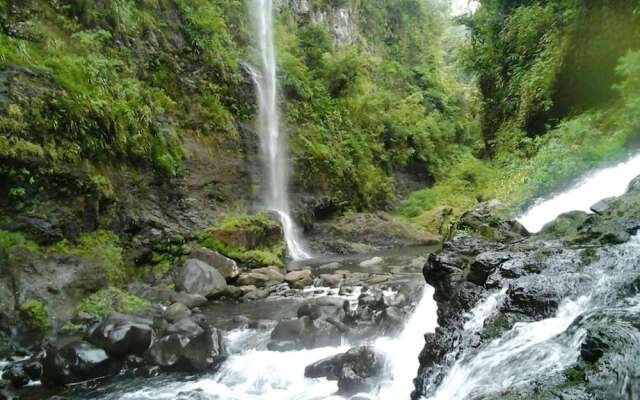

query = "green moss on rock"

[
  {"left": 49, "top": 230, "right": 128, "bottom": 285},
  {"left": 19, "top": 299, "right": 49, "bottom": 329},
  {"left": 77, "top": 287, "right": 149, "bottom": 318},
  {"left": 199, "top": 212, "right": 285, "bottom": 268}
]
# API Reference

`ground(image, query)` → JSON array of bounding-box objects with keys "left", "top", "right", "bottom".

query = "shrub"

[{"left": 19, "top": 299, "right": 49, "bottom": 329}]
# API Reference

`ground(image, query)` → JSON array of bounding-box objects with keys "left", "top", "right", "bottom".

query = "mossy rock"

[
  {"left": 77, "top": 287, "right": 149, "bottom": 319},
  {"left": 19, "top": 298, "right": 49, "bottom": 329},
  {"left": 199, "top": 212, "right": 285, "bottom": 268}
]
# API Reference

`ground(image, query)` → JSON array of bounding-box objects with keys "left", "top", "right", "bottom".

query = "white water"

[
  {"left": 463, "top": 287, "right": 507, "bottom": 332},
  {"left": 518, "top": 152, "right": 640, "bottom": 232},
  {"left": 375, "top": 286, "right": 438, "bottom": 399},
  {"left": 249, "top": 0, "right": 311, "bottom": 260},
  {"left": 425, "top": 156, "right": 640, "bottom": 400}
]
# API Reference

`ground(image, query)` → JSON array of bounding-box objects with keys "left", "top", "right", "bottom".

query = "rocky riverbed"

[{"left": 0, "top": 241, "right": 433, "bottom": 400}]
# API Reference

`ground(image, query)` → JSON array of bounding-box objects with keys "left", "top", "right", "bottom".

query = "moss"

[
  {"left": 199, "top": 212, "right": 285, "bottom": 268},
  {"left": 481, "top": 313, "right": 512, "bottom": 340},
  {"left": 49, "top": 230, "right": 128, "bottom": 285},
  {"left": 19, "top": 299, "right": 49, "bottom": 329},
  {"left": 77, "top": 287, "right": 149, "bottom": 318}
]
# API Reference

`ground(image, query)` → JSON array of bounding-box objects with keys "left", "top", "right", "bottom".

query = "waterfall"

[
  {"left": 248, "top": 0, "right": 311, "bottom": 260},
  {"left": 518, "top": 152, "right": 640, "bottom": 233}
]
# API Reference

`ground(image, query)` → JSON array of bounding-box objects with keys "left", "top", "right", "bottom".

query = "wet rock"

[
  {"left": 241, "top": 288, "right": 269, "bottom": 302},
  {"left": 468, "top": 251, "right": 512, "bottom": 286},
  {"left": 236, "top": 272, "right": 270, "bottom": 288},
  {"left": 359, "top": 257, "right": 383, "bottom": 267},
  {"left": 145, "top": 319, "right": 226, "bottom": 372},
  {"left": 284, "top": 270, "right": 313, "bottom": 289},
  {"left": 590, "top": 197, "right": 614, "bottom": 215},
  {"left": 251, "top": 266, "right": 285, "bottom": 285},
  {"left": 223, "top": 285, "right": 257, "bottom": 300},
  {"left": 2, "top": 363, "right": 29, "bottom": 388},
  {"left": 189, "top": 246, "right": 239, "bottom": 281},
  {"left": 304, "top": 347, "right": 384, "bottom": 395},
  {"left": 175, "top": 259, "right": 227, "bottom": 297},
  {"left": 164, "top": 303, "right": 191, "bottom": 323},
  {"left": 42, "top": 340, "right": 122, "bottom": 386},
  {"left": 319, "top": 262, "right": 342, "bottom": 271},
  {"left": 171, "top": 292, "right": 208, "bottom": 309},
  {"left": 319, "top": 274, "right": 343, "bottom": 288},
  {"left": 86, "top": 313, "right": 153, "bottom": 358}
]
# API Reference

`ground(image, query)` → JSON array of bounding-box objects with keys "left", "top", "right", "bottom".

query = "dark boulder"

[
  {"left": 175, "top": 259, "right": 227, "bottom": 297},
  {"left": 2, "top": 363, "right": 29, "bottom": 388},
  {"left": 145, "top": 319, "right": 225, "bottom": 372},
  {"left": 304, "top": 346, "right": 384, "bottom": 395},
  {"left": 86, "top": 313, "right": 153, "bottom": 358},
  {"left": 42, "top": 340, "right": 122, "bottom": 386}
]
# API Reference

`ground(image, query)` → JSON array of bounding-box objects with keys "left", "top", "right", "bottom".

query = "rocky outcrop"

[
  {"left": 413, "top": 179, "right": 640, "bottom": 400},
  {"left": 309, "top": 212, "right": 439, "bottom": 255}
]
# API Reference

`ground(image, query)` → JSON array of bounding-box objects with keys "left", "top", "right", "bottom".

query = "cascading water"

[
  {"left": 423, "top": 154, "right": 640, "bottom": 400},
  {"left": 518, "top": 152, "right": 640, "bottom": 233},
  {"left": 248, "top": 0, "right": 311, "bottom": 260}
]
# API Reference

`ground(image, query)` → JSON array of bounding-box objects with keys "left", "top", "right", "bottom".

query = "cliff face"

[{"left": 0, "top": 0, "right": 475, "bottom": 339}]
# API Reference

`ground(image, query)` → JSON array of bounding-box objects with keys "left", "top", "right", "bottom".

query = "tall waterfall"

[{"left": 248, "top": 0, "right": 311, "bottom": 260}]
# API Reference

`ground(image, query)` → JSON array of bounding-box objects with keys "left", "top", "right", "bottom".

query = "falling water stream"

[{"left": 248, "top": 0, "right": 311, "bottom": 260}]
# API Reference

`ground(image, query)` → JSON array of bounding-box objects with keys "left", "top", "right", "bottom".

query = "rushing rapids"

[{"left": 518, "top": 151, "right": 640, "bottom": 233}]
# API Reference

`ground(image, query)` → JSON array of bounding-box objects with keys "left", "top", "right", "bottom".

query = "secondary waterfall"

[
  {"left": 518, "top": 152, "right": 640, "bottom": 232},
  {"left": 248, "top": 0, "right": 311, "bottom": 260}
]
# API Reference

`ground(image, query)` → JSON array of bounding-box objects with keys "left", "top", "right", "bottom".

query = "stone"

[
  {"left": 359, "top": 257, "right": 383, "bottom": 267},
  {"left": 171, "top": 292, "right": 208, "bottom": 309},
  {"left": 284, "top": 270, "right": 313, "bottom": 289},
  {"left": 236, "top": 272, "right": 270, "bottom": 287},
  {"left": 42, "top": 340, "right": 122, "bottom": 386},
  {"left": 190, "top": 246, "right": 240, "bottom": 281},
  {"left": 251, "top": 266, "right": 285, "bottom": 284},
  {"left": 590, "top": 197, "right": 614, "bottom": 215},
  {"left": 304, "top": 346, "right": 384, "bottom": 395},
  {"left": 145, "top": 319, "right": 226, "bottom": 372},
  {"left": 86, "top": 313, "right": 153, "bottom": 358},
  {"left": 164, "top": 303, "right": 192, "bottom": 323},
  {"left": 175, "top": 259, "right": 227, "bottom": 297},
  {"left": 2, "top": 363, "right": 29, "bottom": 388},
  {"left": 241, "top": 289, "right": 269, "bottom": 302},
  {"left": 319, "top": 274, "right": 343, "bottom": 288}
]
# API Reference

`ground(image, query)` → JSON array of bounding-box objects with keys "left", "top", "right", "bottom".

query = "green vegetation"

[
  {"left": 50, "top": 230, "right": 127, "bottom": 285},
  {"left": 77, "top": 287, "right": 149, "bottom": 318},
  {"left": 19, "top": 299, "right": 49, "bottom": 329},
  {"left": 399, "top": 1, "right": 640, "bottom": 224},
  {"left": 199, "top": 212, "right": 286, "bottom": 268},
  {"left": 278, "top": 0, "right": 481, "bottom": 209}
]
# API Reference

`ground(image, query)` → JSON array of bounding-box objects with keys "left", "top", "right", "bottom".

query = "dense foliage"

[{"left": 400, "top": 0, "right": 640, "bottom": 224}]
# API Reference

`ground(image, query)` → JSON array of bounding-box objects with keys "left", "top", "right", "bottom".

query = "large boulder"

[
  {"left": 190, "top": 246, "right": 239, "bottom": 281},
  {"left": 175, "top": 259, "right": 227, "bottom": 297},
  {"left": 42, "top": 340, "right": 122, "bottom": 386},
  {"left": 285, "top": 270, "right": 313, "bottom": 289},
  {"left": 86, "top": 313, "right": 153, "bottom": 358},
  {"left": 145, "top": 318, "right": 226, "bottom": 372},
  {"left": 304, "top": 346, "right": 385, "bottom": 395}
]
